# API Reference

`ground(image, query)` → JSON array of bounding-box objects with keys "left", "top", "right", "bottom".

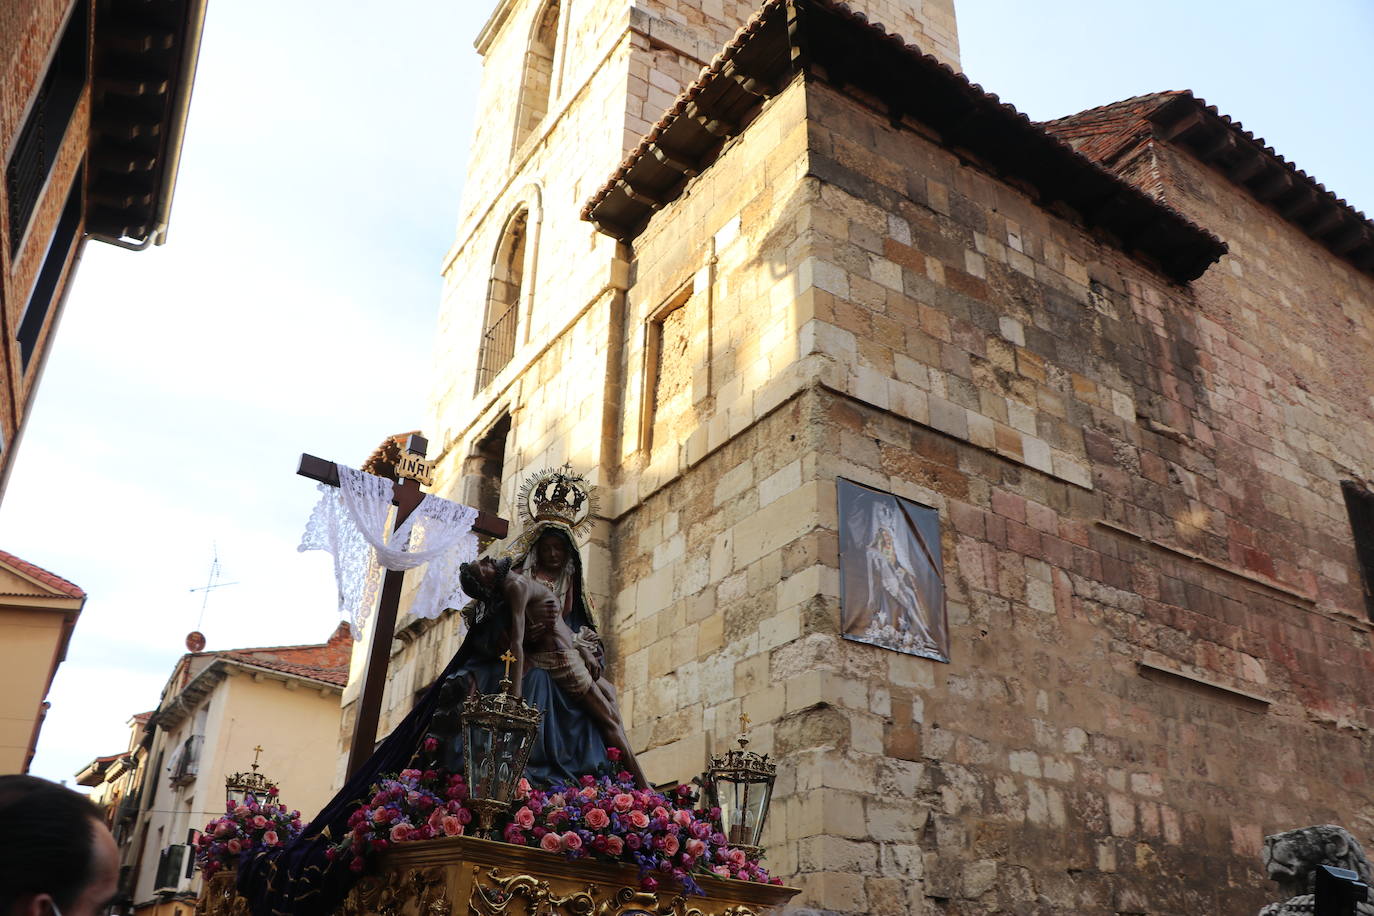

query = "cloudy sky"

[{"left": 7, "top": 0, "right": 1372, "bottom": 785}]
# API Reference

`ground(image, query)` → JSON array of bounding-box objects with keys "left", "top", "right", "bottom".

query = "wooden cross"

[
  {"left": 251, "top": 745, "right": 263, "bottom": 769},
  {"left": 298, "top": 433, "right": 509, "bottom": 779}
]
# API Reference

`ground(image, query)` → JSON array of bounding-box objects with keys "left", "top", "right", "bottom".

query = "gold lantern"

[
  {"left": 225, "top": 746, "right": 274, "bottom": 808},
  {"left": 461, "top": 651, "right": 542, "bottom": 836},
  {"left": 704, "top": 714, "right": 777, "bottom": 859}
]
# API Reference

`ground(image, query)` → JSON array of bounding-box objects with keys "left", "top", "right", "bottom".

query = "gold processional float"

[
  {"left": 197, "top": 467, "right": 797, "bottom": 916},
  {"left": 200, "top": 671, "right": 796, "bottom": 915}
]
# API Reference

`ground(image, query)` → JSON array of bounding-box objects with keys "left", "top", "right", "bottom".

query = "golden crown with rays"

[{"left": 515, "top": 464, "right": 598, "bottom": 540}]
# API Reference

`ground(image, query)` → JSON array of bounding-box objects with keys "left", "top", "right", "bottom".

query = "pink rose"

[
  {"left": 579, "top": 786, "right": 598, "bottom": 800},
  {"left": 613, "top": 793, "right": 634, "bottom": 812},
  {"left": 673, "top": 809, "right": 693, "bottom": 828},
  {"left": 686, "top": 838, "right": 705, "bottom": 858},
  {"left": 226, "top": 839, "right": 242, "bottom": 855},
  {"left": 713, "top": 865, "right": 730, "bottom": 877},
  {"left": 562, "top": 831, "right": 582, "bottom": 851},
  {"left": 389, "top": 824, "right": 411, "bottom": 842},
  {"left": 585, "top": 808, "right": 609, "bottom": 829},
  {"left": 233, "top": 806, "right": 251, "bottom": 818},
  {"left": 663, "top": 835, "right": 680, "bottom": 856},
  {"left": 214, "top": 822, "right": 234, "bottom": 838},
  {"left": 441, "top": 816, "right": 463, "bottom": 837},
  {"left": 605, "top": 835, "right": 624, "bottom": 855},
  {"left": 515, "top": 807, "right": 535, "bottom": 829},
  {"left": 540, "top": 833, "right": 563, "bottom": 852},
  {"left": 629, "top": 811, "right": 649, "bottom": 829},
  {"left": 263, "top": 831, "right": 279, "bottom": 847},
  {"left": 728, "top": 848, "right": 746, "bottom": 865},
  {"left": 251, "top": 815, "right": 268, "bottom": 829},
  {"left": 516, "top": 778, "right": 532, "bottom": 800},
  {"left": 652, "top": 806, "right": 671, "bottom": 820},
  {"left": 372, "top": 806, "right": 392, "bottom": 823}
]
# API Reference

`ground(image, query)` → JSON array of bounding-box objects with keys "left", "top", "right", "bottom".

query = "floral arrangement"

[
  {"left": 498, "top": 751, "right": 779, "bottom": 892},
  {"left": 334, "top": 747, "right": 776, "bottom": 893},
  {"left": 196, "top": 789, "right": 302, "bottom": 877},
  {"left": 328, "top": 766, "right": 475, "bottom": 872}
]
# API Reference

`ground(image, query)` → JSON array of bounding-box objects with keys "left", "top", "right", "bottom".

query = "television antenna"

[{"left": 189, "top": 543, "right": 239, "bottom": 631}]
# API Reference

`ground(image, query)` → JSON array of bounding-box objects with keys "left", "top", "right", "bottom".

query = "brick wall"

[{"left": 0, "top": 0, "right": 88, "bottom": 463}]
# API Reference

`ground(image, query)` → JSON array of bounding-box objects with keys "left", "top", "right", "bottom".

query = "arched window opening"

[
  {"left": 513, "top": 0, "right": 559, "bottom": 150},
  {"left": 475, "top": 210, "right": 527, "bottom": 392}
]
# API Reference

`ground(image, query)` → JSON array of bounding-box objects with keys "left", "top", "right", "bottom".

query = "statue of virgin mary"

[{"left": 240, "top": 467, "right": 625, "bottom": 916}]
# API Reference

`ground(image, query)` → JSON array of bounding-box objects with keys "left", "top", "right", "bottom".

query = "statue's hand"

[{"left": 573, "top": 629, "right": 604, "bottom": 679}]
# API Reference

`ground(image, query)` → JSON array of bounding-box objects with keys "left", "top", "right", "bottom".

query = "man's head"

[
  {"left": 459, "top": 556, "right": 512, "bottom": 603},
  {"left": 0, "top": 775, "right": 119, "bottom": 916},
  {"left": 533, "top": 529, "right": 571, "bottom": 573}
]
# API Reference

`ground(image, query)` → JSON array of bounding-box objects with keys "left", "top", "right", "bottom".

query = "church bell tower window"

[
  {"left": 513, "top": 0, "right": 560, "bottom": 151},
  {"left": 475, "top": 209, "right": 528, "bottom": 392}
]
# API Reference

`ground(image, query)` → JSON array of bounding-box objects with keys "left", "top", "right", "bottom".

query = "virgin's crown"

[{"left": 517, "top": 465, "right": 596, "bottom": 534}]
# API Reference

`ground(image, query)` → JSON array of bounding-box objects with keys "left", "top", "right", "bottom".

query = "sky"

[{"left": 6, "top": 0, "right": 1372, "bottom": 785}]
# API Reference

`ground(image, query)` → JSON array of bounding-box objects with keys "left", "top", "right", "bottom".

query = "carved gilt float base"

[{"left": 340, "top": 836, "right": 799, "bottom": 916}]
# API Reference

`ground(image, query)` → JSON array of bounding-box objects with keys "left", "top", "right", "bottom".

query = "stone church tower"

[{"left": 355, "top": 0, "right": 1374, "bottom": 913}]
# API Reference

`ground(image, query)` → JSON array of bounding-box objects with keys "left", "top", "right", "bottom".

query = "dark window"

[
  {"left": 6, "top": 0, "right": 88, "bottom": 257},
  {"left": 1341, "top": 480, "right": 1374, "bottom": 620},
  {"left": 465, "top": 413, "right": 511, "bottom": 521},
  {"left": 17, "top": 166, "right": 83, "bottom": 370}
]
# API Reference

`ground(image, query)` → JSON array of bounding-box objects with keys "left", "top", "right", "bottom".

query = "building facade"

[
  {"left": 354, "top": 0, "right": 1374, "bottom": 913},
  {"left": 0, "top": 0, "right": 206, "bottom": 500},
  {"left": 120, "top": 626, "right": 350, "bottom": 916},
  {"left": 0, "top": 548, "right": 84, "bottom": 773}
]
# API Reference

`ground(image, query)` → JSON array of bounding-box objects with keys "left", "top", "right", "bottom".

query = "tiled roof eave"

[
  {"left": 582, "top": 0, "right": 1226, "bottom": 284},
  {"left": 1044, "top": 91, "right": 1374, "bottom": 276},
  {"left": 1147, "top": 94, "right": 1374, "bottom": 274}
]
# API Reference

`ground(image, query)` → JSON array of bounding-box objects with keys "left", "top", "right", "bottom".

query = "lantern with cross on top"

[
  {"left": 225, "top": 745, "right": 274, "bottom": 809},
  {"left": 704, "top": 711, "right": 778, "bottom": 860},
  {"left": 459, "top": 649, "right": 543, "bottom": 836}
]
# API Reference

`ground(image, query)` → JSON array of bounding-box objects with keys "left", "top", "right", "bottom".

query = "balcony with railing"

[{"left": 168, "top": 734, "right": 203, "bottom": 788}]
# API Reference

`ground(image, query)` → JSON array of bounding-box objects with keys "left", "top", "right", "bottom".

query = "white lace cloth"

[{"left": 299, "top": 463, "right": 478, "bottom": 639}]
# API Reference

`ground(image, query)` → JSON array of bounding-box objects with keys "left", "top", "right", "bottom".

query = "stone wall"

[
  {"left": 604, "top": 77, "right": 1374, "bottom": 914},
  {"left": 357, "top": 0, "right": 958, "bottom": 751}
]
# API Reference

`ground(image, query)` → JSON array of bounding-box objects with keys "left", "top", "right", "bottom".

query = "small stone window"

[
  {"left": 513, "top": 0, "right": 560, "bottom": 150},
  {"left": 641, "top": 284, "right": 703, "bottom": 454},
  {"left": 465, "top": 413, "right": 511, "bottom": 523},
  {"left": 475, "top": 210, "right": 528, "bottom": 392},
  {"left": 1340, "top": 480, "right": 1374, "bottom": 620}
]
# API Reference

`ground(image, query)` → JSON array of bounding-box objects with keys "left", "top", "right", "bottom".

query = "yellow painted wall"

[
  {"left": 131, "top": 666, "right": 344, "bottom": 904},
  {"left": 0, "top": 607, "right": 66, "bottom": 773}
]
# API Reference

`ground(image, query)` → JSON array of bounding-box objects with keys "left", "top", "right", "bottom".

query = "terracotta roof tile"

[
  {"left": 220, "top": 652, "right": 349, "bottom": 687},
  {"left": 0, "top": 549, "right": 85, "bottom": 598},
  {"left": 1044, "top": 91, "right": 1374, "bottom": 273}
]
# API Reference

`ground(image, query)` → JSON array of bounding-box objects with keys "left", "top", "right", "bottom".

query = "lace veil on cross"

[{"left": 299, "top": 464, "right": 478, "bottom": 639}]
